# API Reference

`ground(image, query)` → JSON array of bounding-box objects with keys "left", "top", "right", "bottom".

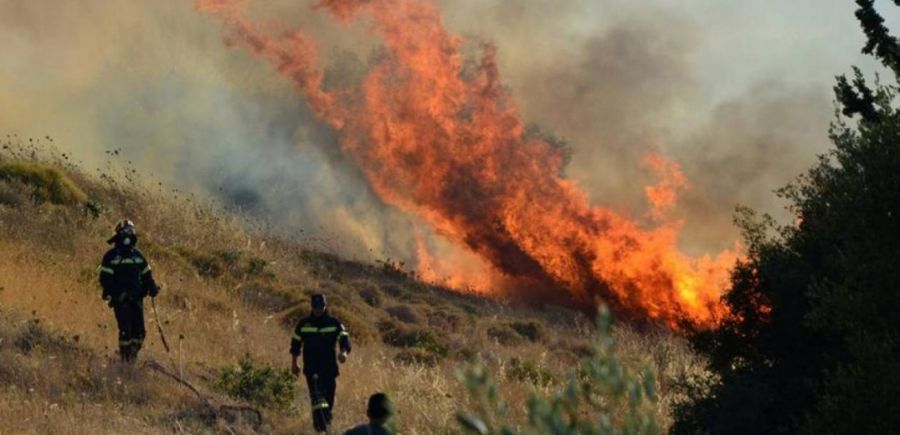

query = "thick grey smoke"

[{"left": 1, "top": 0, "right": 896, "bottom": 264}]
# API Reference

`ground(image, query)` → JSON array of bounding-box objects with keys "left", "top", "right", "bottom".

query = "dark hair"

[
  {"left": 367, "top": 393, "right": 393, "bottom": 420},
  {"left": 311, "top": 293, "right": 327, "bottom": 309}
]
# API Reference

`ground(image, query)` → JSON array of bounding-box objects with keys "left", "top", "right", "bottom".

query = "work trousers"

[
  {"left": 305, "top": 373, "right": 337, "bottom": 432},
  {"left": 113, "top": 299, "right": 145, "bottom": 362}
]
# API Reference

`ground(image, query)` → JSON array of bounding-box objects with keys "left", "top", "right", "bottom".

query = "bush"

[
  {"left": 426, "top": 308, "right": 463, "bottom": 331},
  {"left": 238, "top": 280, "right": 298, "bottom": 312},
  {"left": 216, "top": 356, "right": 295, "bottom": 409},
  {"left": 178, "top": 248, "right": 266, "bottom": 280},
  {"left": 506, "top": 357, "right": 554, "bottom": 387},
  {"left": 675, "top": 4, "right": 900, "bottom": 433},
  {"left": 457, "top": 306, "right": 659, "bottom": 434},
  {"left": 386, "top": 304, "right": 423, "bottom": 324},
  {"left": 379, "top": 320, "right": 449, "bottom": 357},
  {"left": 508, "top": 321, "right": 545, "bottom": 343},
  {"left": 486, "top": 325, "right": 522, "bottom": 346},
  {"left": 358, "top": 286, "right": 382, "bottom": 307},
  {"left": 395, "top": 348, "right": 443, "bottom": 367},
  {"left": 0, "top": 180, "right": 27, "bottom": 206},
  {"left": 329, "top": 306, "right": 379, "bottom": 345},
  {"left": 245, "top": 256, "right": 269, "bottom": 276},
  {"left": 0, "top": 161, "right": 87, "bottom": 205}
]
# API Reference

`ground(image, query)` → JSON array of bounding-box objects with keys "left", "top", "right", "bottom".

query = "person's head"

[
  {"left": 366, "top": 392, "right": 394, "bottom": 425},
  {"left": 108, "top": 219, "right": 138, "bottom": 249},
  {"left": 311, "top": 293, "right": 327, "bottom": 316}
]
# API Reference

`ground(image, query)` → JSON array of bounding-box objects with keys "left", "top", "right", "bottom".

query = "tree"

[
  {"left": 457, "top": 306, "right": 660, "bottom": 435},
  {"left": 674, "top": 1, "right": 900, "bottom": 433}
]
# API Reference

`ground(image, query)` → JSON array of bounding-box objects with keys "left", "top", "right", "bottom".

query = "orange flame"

[
  {"left": 198, "top": 0, "right": 742, "bottom": 327},
  {"left": 643, "top": 153, "right": 688, "bottom": 220}
]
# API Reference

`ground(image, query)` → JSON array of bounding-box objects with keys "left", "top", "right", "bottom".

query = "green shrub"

[
  {"left": 508, "top": 321, "right": 545, "bottom": 343},
  {"left": 386, "top": 304, "right": 423, "bottom": 324},
  {"left": 178, "top": 248, "right": 248, "bottom": 280},
  {"left": 245, "top": 256, "right": 269, "bottom": 276},
  {"left": 506, "top": 357, "right": 555, "bottom": 387},
  {"left": 0, "top": 161, "right": 87, "bottom": 205},
  {"left": 426, "top": 308, "right": 463, "bottom": 331},
  {"left": 0, "top": 180, "right": 27, "bottom": 206},
  {"left": 330, "top": 305, "right": 379, "bottom": 345},
  {"left": 238, "top": 280, "right": 298, "bottom": 312},
  {"left": 395, "top": 348, "right": 443, "bottom": 367},
  {"left": 676, "top": 4, "right": 900, "bottom": 433},
  {"left": 486, "top": 325, "right": 522, "bottom": 346},
  {"left": 457, "top": 306, "right": 659, "bottom": 435},
  {"left": 216, "top": 356, "right": 295, "bottom": 409},
  {"left": 359, "top": 286, "right": 382, "bottom": 307},
  {"left": 379, "top": 320, "right": 449, "bottom": 357}
]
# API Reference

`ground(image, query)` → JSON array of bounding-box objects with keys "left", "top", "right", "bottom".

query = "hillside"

[{"left": 0, "top": 138, "right": 704, "bottom": 434}]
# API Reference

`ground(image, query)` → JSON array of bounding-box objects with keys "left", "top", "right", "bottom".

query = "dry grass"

[{"left": 0, "top": 140, "right": 709, "bottom": 433}]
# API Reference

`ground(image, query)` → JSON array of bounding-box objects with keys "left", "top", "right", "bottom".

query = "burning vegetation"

[{"left": 198, "top": 0, "right": 741, "bottom": 327}]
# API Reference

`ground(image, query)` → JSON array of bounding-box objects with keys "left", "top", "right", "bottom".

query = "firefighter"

[
  {"left": 342, "top": 392, "right": 395, "bottom": 435},
  {"left": 290, "top": 293, "right": 351, "bottom": 433},
  {"left": 98, "top": 219, "right": 159, "bottom": 363}
]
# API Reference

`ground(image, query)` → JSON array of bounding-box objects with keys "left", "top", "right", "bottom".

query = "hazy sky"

[{"left": 1, "top": 0, "right": 898, "bottom": 259}]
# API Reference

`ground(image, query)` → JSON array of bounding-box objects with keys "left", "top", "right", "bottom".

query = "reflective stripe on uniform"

[
  {"left": 98, "top": 266, "right": 115, "bottom": 275},
  {"left": 299, "top": 326, "right": 344, "bottom": 334},
  {"left": 141, "top": 265, "right": 151, "bottom": 275},
  {"left": 338, "top": 331, "right": 349, "bottom": 338},
  {"left": 119, "top": 338, "right": 144, "bottom": 346},
  {"left": 312, "top": 401, "right": 330, "bottom": 410},
  {"left": 292, "top": 333, "right": 303, "bottom": 341},
  {"left": 111, "top": 256, "right": 143, "bottom": 265}
]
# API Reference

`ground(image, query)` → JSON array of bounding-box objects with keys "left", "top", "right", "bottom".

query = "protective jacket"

[
  {"left": 290, "top": 313, "right": 351, "bottom": 377},
  {"left": 98, "top": 246, "right": 158, "bottom": 304}
]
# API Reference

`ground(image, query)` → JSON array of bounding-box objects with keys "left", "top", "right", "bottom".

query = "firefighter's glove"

[
  {"left": 338, "top": 351, "right": 348, "bottom": 364},
  {"left": 148, "top": 285, "right": 159, "bottom": 298},
  {"left": 104, "top": 296, "right": 115, "bottom": 308}
]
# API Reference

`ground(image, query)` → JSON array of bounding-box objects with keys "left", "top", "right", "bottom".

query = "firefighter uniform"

[
  {"left": 98, "top": 220, "right": 158, "bottom": 362},
  {"left": 290, "top": 301, "right": 351, "bottom": 433}
]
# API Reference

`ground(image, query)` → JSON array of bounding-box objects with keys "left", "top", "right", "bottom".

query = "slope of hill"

[{"left": 0, "top": 139, "right": 705, "bottom": 434}]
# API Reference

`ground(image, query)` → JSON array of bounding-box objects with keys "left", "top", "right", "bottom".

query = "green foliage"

[
  {"left": 509, "top": 321, "right": 545, "bottom": 343},
  {"left": 506, "top": 357, "right": 555, "bottom": 387},
  {"left": 0, "top": 161, "right": 87, "bottom": 205},
  {"left": 329, "top": 305, "right": 379, "bottom": 345},
  {"left": 457, "top": 306, "right": 659, "bottom": 435},
  {"left": 487, "top": 325, "right": 523, "bottom": 346},
  {"left": 675, "top": 3, "right": 900, "bottom": 433},
  {"left": 245, "top": 256, "right": 269, "bottom": 276},
  {"left": 238, "top": 280, "right": 298, "bottom": 312},
  {"left": 178, "top": 248, "right": 272, "bottom": 280},
  {"left": 216, "top": 356, "right": 295, "bottom": 409},
  {"left": 386, "top": 304, "right": 424, "bottom": 324},
  {"left": 379, "top": 319, "right": 450, "bottom": 358}
]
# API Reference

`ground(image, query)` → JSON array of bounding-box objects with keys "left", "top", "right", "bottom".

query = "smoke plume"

[{"left": 2, "top": 0, "right": 877, "bottom": 325}]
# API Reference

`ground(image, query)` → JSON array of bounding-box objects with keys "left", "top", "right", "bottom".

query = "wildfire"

[{"left": 198, "top": 0, "right": 742, "bottom": 327}]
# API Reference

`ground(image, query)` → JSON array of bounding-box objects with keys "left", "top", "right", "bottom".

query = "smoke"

[
  {"left": 0, "top": 0, "right": 889, "bottom": 320},
  {"left": 0, "top": 0, "right": 415, "bottom": 257}
]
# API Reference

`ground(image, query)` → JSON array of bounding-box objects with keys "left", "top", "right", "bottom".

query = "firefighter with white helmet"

[{"left": 98, "top": 219, "right": 159, "bottom": 363}]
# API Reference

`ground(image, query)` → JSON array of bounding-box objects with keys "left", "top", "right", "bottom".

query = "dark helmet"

[
  {"left": 311, "top": 293, "right": 327, "bottom": 310},
  {"left": 108, "top": 218, "right": 138, "bottom": 246},
  {"left": 367, "top": 392, "right": 394, "bottom": 421}
]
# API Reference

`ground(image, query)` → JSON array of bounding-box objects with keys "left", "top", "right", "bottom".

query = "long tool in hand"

[{"left": 151, "top": 297, "right": 171, "bottom": 353}]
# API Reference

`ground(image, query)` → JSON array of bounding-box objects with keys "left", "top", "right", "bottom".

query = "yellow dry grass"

[{"left": 0, "top": 142, "right": 707, "bottom": 434}]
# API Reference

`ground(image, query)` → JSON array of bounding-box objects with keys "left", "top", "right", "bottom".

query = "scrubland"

[{"left": 0, "top": 138, "right": 706, "bottom": 434}]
